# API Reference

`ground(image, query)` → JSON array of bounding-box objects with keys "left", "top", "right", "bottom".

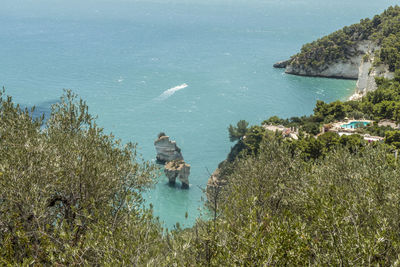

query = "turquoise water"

[
  {"left": 0, "top": 0, "right": 397, "bottom": 228},
  {"left": 341, "top": 121, "right": 370, "bottom": 129}
]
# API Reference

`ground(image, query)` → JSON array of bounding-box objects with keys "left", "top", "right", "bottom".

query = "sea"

[{"left": 0, "top": 0, "right": 398, "bottom": 229}]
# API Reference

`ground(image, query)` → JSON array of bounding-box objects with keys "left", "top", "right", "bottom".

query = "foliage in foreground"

[
  {"left": 0, "top": 90, "right": 166, "bottom": 265},
  {"left": 194, "top": 139, "right": 400, "bottom": 265},
  {"left": 2, "top": 89, "right": 400, "bottom": 265}
]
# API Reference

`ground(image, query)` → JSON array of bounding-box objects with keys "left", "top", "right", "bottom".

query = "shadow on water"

[
  {"left": 22, "top": 99, "right": 59, "bottom": 122},
  {"left": 166, "top": 181, "right": 190, "bottom": 190}
]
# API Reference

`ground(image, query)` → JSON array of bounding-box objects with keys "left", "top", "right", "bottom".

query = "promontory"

[{"left": 274, "top": 6, "right": 400, "bottom": 98}]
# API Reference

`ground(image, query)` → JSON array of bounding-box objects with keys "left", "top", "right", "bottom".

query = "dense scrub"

[
  {"left": 291, "top": 6, "right": 400, "bottom": 71},
  {"left": 0, "top": 90, "right": 167, "bottom": 265},
  {"left": 199, "top": 140, "right": 400, "bottom": 265},
  {"left": 2, "top": 88, "right": 400, "bottom": 265}
]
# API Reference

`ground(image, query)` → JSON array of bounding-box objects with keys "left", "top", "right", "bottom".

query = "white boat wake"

[{"left": 156, "top": 83, "right": 188, "bottom": 101}]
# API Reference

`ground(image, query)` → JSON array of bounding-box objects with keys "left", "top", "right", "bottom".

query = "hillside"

[
  {"left": 3, "top": 89, "right": 400, "bottom": 265},
  {"left": 275, "top": 6, "right": 400, "bottom": 95},
  {"left": 205, "top": 66, "right": 400, "bottom": 265},
  {"left": 5, "top": 5, "right": 400, "bottom": 266}
]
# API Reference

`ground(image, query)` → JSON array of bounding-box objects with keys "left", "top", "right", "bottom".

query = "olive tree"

[{"left": 0, "top": 90, "right": 165, "bottom": 265}]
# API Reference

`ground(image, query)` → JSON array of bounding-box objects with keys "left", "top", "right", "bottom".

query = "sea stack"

[
  {"left": 154, "top": 133, "right": 183, "bottom": 164},
  {"left": 164, "top": 160, "right": 191, "bottom": 189},
  {"left": 154, "top": 133, "right": 190, "bottom": 189}
]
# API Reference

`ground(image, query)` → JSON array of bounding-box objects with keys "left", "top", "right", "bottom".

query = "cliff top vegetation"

[{"left": 291, "top": 6, "right": 400, "bottom": 71}]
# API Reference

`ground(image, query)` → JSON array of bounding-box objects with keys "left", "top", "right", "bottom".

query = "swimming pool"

[{"left": 341, "top": 121, "right": 370, "bottom": 129}]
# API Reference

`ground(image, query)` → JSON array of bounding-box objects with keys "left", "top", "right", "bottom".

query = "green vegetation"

[
  {"left": 385, "top": 130, "right": 400, "bottom": 148},
  {"left": 0, "top": 90, "right": 166, "bottom": 265},
  {"left": 229, "top": 124, "right": 367, "bottom": 162},
  {"left": 260, "top": 73, "right": 400, "bottom": 138},
  {"left": 292, "top": 6, "right": 400, "bottom": 71},
  {"left": 4, "top": 7, "right": 400, "bottom": 265},
  {"left": 2, "top": 85, "right": 400, "bottom": 265},
  {"left": 194, "top": 32, "right": 400, "bottom": 262},
  {"left": 228, "top": 120, "right": 249, "bottom": 142},
  {"left": 206, "top": 140, "right": 400, "bottom": 265}
]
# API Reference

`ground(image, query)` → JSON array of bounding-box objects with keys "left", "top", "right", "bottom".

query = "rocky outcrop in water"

[
  {"left": 154, "top": 133, "right": 183, "bottom": 164},
  {"left": 273, "top": 60, "right": 291, "bottom": 69},
  {"left": 164, "top": 160, "right": 190, "bottom": 189},
  {"left": 155, "top": 133, "right": 190, "bottom": 189}
]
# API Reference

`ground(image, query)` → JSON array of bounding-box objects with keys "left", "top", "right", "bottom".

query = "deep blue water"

[{"left": 0, "top": 0, "right": 397, "bottom": 228}]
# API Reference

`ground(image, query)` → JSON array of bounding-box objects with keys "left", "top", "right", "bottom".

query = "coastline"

[{"left": 348, "top": 88, "right": 364, "bottom": 101}]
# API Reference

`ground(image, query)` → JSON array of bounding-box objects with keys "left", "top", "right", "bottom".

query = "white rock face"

[
  {"left": 356, "top": 57, "right": 374, "bottom": 92},
  {"left": 355, "top": 43, "right": 394, "bottom": 97},
  {"left": 285, "top": 41, "right": 371, "bottom": 79},
  {"left": 356, "top": 42, "right": 379, "bottom": 94},
  {"left": 164, "top": 160, "right": 190, "bottom": 189},
  {"left": 279, "top": 40, "right": 395, "bottom": 98},
  {"left": 154, "top": 135, "right": 183, "bottom": 163},
  {"left": 286, "top": 57, "right": 361, "bottom": 79},
  {"left": 364, "top": 64, "right": 394, "bottom": 89},
  {"left": 154, "top": 134, "right": 190, "bottom": 188}
]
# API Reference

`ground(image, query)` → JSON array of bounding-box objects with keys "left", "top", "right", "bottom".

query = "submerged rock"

[
  {"left": 154, "top": 133, "right": 183, "bottom": 164},
  {"left": 164, "top": 160, "right": 190, "bottom": 189}
]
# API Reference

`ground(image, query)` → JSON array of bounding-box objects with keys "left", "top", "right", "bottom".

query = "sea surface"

[{"left": 0, "top": 0, "right": 398, "bottom": 228}]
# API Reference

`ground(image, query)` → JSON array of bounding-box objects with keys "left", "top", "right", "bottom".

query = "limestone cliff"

[
  {"left": 352, "top": 43, "right": 394, "bottom": 99},
  {"left": 282, "top": 41, "right": 371, "bottom": 79},
  {"left": 355, "top": 52, "right": 394, "bottom": 98},
  {"left": 154, "top": 134, "right": 183, "bottom": 163},
  {"left": 356, "top": 53, "right": 375, "bottom": 93},
  {"left": 164, "top": 160, "right": 190, "bottom": 189},
  {"left": 275, "top": 40, "right": 394, "bottom": 98},
  {"left": 285, "top": 58, "right": 360, "bottom": 79},
  {"left": 272, "top": 5, "right": 400, "bottom": 95}
]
